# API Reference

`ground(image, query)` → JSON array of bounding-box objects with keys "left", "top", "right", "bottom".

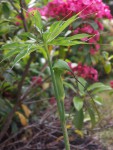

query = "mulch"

[{"left": 0, "top": 120, "right": 107, "bottom": 150}]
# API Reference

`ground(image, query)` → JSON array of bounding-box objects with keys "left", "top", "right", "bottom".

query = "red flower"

[
  {"left": 110, "top": 81, "right": 113, "bottom": 88},
  {"left": 31, "top": 76, "right": 42, "bottom": 85}
]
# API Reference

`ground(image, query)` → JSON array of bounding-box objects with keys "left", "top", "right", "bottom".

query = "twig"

[
  {"left": 19, "top": 0, "right": 28, "bottom": 32},
  {"left": 9, "top": 0, "right": 20, "bottom": 14}
]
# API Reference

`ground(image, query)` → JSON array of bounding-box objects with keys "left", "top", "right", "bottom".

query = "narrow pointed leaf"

[
  {"left": 33, "top": 11, "right": 43, "bottom": 33},
  {"left": 1, "top": 49, "right": 20, "bottom": 63},
  {"left": 47, "top": 14, "right": 78, "bottom": 42},
  {"left": 49, "top": 40, "right": 86, "bottom": 46},
  {"left": 12, "top": 45, "right": 34, "bottom": 67},
  {"left": 67, "top": 33, "right": 91, "bottom": 40}
]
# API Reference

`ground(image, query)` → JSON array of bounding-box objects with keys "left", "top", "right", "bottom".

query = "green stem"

[{"left": 44, "top": 43, "right": 70, "bottom": 150}]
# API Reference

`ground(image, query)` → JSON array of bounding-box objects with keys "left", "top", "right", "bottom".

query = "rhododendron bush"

[{"left": 0, "top": 0, "right": 113, "bottom": 149}]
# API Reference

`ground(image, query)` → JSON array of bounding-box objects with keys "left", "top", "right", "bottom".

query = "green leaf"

[
  {"left": 33, "top": 11, "right": 43, "bottom": 33},
  {"left": 49, "top": 39, "right": 86, "bottom": 46},
  {"left": 93, "top": 95, "right": 102, "bottom": 106},
  {"left": 2, "top": 42, "right": 25, "bottom": 50},
  {"left": 53, "top": 59, "right": 73, "bottom": 101},
  {"left": 53, "top": 59, "right": 72, "bottom": 73},
  {"left": 73, "top": 97, "right": 83, "bottom": 111},
  {"left": 67, "top": 33, "right": 91, "bottom": 40},
  {"left": 88, "top": 108, "right": 96, "bottom": 128},
  {"left": 74, "top": 109, "right": 84, "bottom": 130},
  {"left": 63, "top": 81, "right": 77, "bottom": 93},
  {"left": 86, "top": 20, "right": 98, "bottom": 30},
  {"left": 102, "top": 51, "right": 109, "bottom": 60},
  {"left": 2, "top": 2, "right": 10, "bottom": 18},
  {"left": 18, "top": 32, "right": 37, "bottom": 40},
  {"left": 78, "top": 77, "right": 87, "bottom": 96},
  {"left": 54, "top": 70, "right": 65, "bottom": 101},
  {"left": 92, "top": 86, "right": 112, "bottom": 94},
  {"left": 25, "top": 0, "right": 31, "bottom": 4},
  {"left": 12, "top": 45, "right": 34, "bottom": 67},
  {"left": 1, "top": 49, "right": 20, "bottom": 63},
  {"left": 104, "top": 61, "right": 111, "bottom": 74},
  {"left": 47, "top": 14, "right": 78, "bottom": 42},
  {"left": 0, "top": 24, "right": 10, "bottom": 35},
  {"left": 87, "top": 82, "right": 112, "bottom": 94},
  {"left": 87, "top": 82, "right": 105, "bottom": 91},
  {"left": 72, "top": 19, "right": 82, "bottom": 29}
]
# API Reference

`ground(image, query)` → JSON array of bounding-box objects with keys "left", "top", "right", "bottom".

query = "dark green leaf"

[
  {"left": 2, "top": 2, "right": 10, "bottom": 18},
  {"left": 74, "top": 109, "right": 84, "bottom": 130}
]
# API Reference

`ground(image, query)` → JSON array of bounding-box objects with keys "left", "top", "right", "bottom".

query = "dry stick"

[{"left": 0, "top": 0, "right": 32, "bottom": 142}]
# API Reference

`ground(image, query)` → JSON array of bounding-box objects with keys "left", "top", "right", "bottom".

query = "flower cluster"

[
  {"left": 68, "top": 62, "right": 98, "bottom": 81},
  {"left": 73, "top": 23, "right": 100, "bottom": 55},
  {"left": 39, "top": 0, "right": 112, "bottom": 55},
  {"left": 40, "top": 0, "right": 112, "bottom": 20}
]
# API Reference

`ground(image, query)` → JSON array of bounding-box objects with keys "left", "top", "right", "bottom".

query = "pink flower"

[
  {"left": 31, "top": 76, "right": 42, "bottom": 85},
  {"left": 68, "top": 63, "right": 98, "bottom": 81},
  {"left": 110, "top": 81, "right": 113, "bottom": 88},
  {"left": 40, "top": 0, "right": 112, "bottom": 20}
]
